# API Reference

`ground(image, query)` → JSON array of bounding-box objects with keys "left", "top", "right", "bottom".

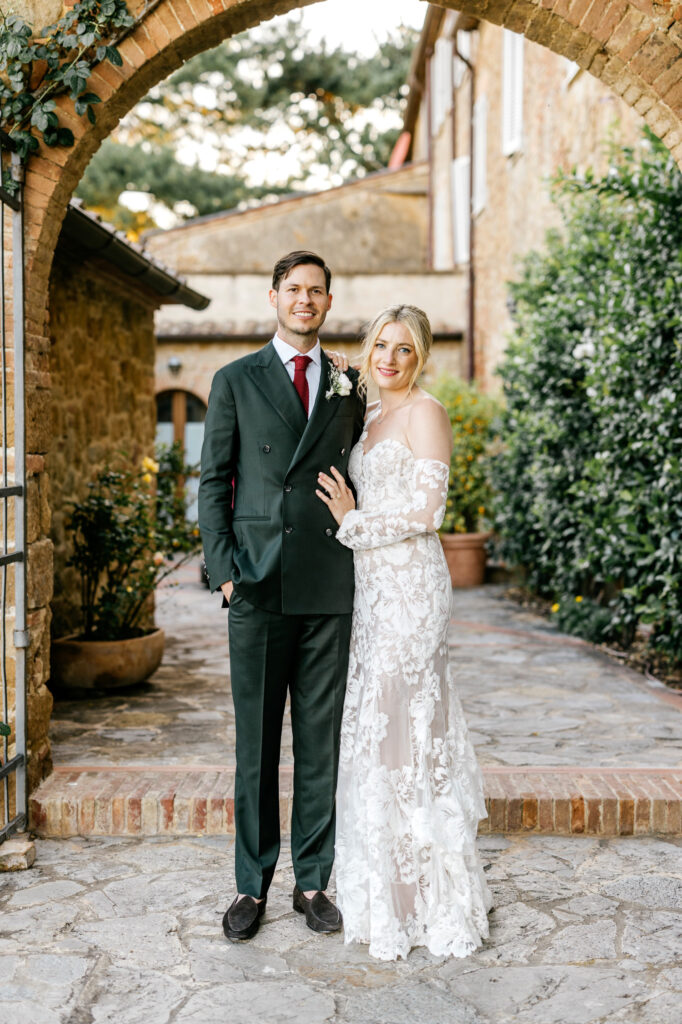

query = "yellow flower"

[
  {"left": 126, "top": 586, "right": 133, "bottom": 593},
  {"left": 142, "top": 456, "right": 159, "bottom": 474},
  {"left": 142, "top": 473, "right": 153, "bottom": 485},
  {"left": 478, "top": 506, "right": 485, "bottom": 516},
  {"left": 192, "top": 527, "right": 200, "bottom": 537},
  {"left": 551, "top": 603, "right": 560, "bottom": 613},
  {"left": 152, "top": 551, "right": 164, "bottom": 566},
  {"left": 575, "top": 595, "right": 583, "bottom": 603}
]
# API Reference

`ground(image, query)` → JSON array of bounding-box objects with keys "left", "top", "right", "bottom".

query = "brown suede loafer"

[
  {"left": 293, "top": 887, "right": 342, "bottom": 933},
  {"left": 222, "top": 895, "right": 266, "bottom": 941}
]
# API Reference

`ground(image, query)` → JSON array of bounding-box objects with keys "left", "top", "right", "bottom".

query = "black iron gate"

[{"left": 0, "top": 132, "right": 28, "bottom": 843}]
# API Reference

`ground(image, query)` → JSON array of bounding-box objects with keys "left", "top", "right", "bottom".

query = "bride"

[{"left": 317, "top": 304, "right": 492, "bottom": 961}]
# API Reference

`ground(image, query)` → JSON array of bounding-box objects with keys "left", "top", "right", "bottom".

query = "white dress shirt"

[{"left": 272, "top": 334, "right": 322, "bottom": 418}]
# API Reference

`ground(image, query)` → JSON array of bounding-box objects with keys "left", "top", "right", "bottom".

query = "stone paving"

[
  {"left": 48, "top": 573, "right": 682, "bottom": 770},
  {"left": 5, "top": 571, "right": 682, "bottom": 1020},
  {"left": 1, "top": 832, "right": 680, "bottom": 1023}
]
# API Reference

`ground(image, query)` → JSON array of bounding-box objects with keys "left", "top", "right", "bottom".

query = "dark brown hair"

[{"left": 271, "top": 251, "right": 331, "bottom": 293}]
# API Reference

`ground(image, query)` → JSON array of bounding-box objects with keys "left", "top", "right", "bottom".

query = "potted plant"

[
  {"left": 51, "top": 444, "right": 202, "bottom": 690},
  {"left": 428, "top": 373, "right": 499, "bottom": 587}
]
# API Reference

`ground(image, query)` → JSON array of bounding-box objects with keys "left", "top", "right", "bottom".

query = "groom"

[{"left": 198, "top": 251, "right": 365, "bottom": 941}]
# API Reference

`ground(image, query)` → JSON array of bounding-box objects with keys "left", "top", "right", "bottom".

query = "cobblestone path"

[
  {"left": 4, "top": 571, "right": 681, "bottom": 1021},
  {"left": 1, "top": 833, "right": 680, "bottom": 1023}
]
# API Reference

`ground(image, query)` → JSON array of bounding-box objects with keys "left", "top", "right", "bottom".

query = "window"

[
  {"left": 430, "top": 36, "right": 453, "bottom": 135},
  {"left": 502, "top": 29, "right": 524, "bottom": 156},
  {"left": 473, "top": 95, "right": 488, "bottom": 215},
  {"left": 156, "top": 390, "right": 207, "bottom": 521},
  {"left": 451, "top": 155, "right": 470, "bottom": 265}
]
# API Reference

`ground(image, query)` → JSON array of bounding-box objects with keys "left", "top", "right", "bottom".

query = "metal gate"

[{"left": 0, "top": 132, "right": 28, "bottom": 843}]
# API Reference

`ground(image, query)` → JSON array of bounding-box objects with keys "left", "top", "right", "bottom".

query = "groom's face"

[{"left": 269, "top": 264, "right": 332, "bottom": 349}]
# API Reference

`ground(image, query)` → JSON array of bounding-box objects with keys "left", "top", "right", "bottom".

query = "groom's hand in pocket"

[{"left": 220, "top": 581, "right": 234, "bottom": 607}]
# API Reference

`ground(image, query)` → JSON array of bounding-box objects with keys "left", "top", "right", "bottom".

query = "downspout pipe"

[{"left": 453, "top": 40, "right": 475, "bottom": 382}]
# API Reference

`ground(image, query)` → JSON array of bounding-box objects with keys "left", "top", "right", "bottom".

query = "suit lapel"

[
  {"left": 288, "top": 349, "right": 344, "bottom": 470},
  {"left": 244, "top": 341, "right": 308, "bottom": 438}
]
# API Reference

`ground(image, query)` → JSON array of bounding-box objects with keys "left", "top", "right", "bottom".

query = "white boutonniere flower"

[{"left": 325, "top": 364, "right": 353, "bottom": 400}]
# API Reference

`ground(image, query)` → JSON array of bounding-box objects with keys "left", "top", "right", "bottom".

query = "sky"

[{"left": 298, "top": 0, "right": 426, "bottom": 53}]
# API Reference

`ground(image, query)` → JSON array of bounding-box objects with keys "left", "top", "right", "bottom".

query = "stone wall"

[
  {"left": 144, "top": 164, "right": 430, "bottom": 276},
  {"left": 47, "top": 257, "right": 157, "bottom": 640},
  {"left": 471, "top": 24, "right": 645, "bottom": 391},
  {"left": 415, "top": 21, "right": 645, "bottom": 392}
]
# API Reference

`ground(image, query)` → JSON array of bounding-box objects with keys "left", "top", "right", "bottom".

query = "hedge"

[{"left": 492, "top": 131, "right": 682, "bottom": 659}]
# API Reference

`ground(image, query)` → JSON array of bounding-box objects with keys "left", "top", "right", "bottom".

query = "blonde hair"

[{"left": 358, "top": 304, "right": 433, "bottom": 396}]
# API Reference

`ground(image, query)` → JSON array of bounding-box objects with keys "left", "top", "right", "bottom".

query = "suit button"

[
  {"left": 284, "top": 484, "right": 292, "bottom": 493},
  {"left": 284, "top": 525, "right": 293, "bottom": 534},
  {"left": 325, "top": 528, "right": 333, "bottom": 536},
  {"left": 262, "top": 444, "right": 271, "bottom": 453},
  {"left": 340, "top": 448, "right": 346, "bottom": 456}
]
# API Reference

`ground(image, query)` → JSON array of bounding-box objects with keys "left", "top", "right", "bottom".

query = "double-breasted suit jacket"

[
  {"left": 198, "top": 340, "right": 365, "bottom": 898},
  {"left": 199, "top": 341, "right": 366, "bottom": 613}
]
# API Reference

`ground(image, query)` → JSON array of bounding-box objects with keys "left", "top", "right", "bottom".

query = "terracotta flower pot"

[
  {"left": 51, "top": 628, "right": 165, "bottom": 691},
  {"left": 440, "top": 532, "right": 491, "bottom": 588}
]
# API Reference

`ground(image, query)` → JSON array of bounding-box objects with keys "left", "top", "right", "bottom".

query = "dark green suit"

[{"left": 199, "top": 342, "right": 365, "bottom": 896}]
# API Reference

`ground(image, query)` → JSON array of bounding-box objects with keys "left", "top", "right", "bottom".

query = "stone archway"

[{"left": 18, "top": 0, "right": 682, "bottom": 787}]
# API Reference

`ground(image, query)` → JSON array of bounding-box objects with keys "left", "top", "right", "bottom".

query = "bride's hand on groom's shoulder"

[
  {"left": 325, "top": 350, "right": 360, "bottom": 372},
  {"left": 316, "top": 466, "right": 356, "bottom": 526}
]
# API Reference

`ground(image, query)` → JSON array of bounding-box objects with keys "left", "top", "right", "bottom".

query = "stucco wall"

[{"left": 154, "top": 272, "right": 467, "bottom": 340}]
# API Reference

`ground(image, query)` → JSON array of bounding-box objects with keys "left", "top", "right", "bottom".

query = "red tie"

[{"left": 293, "top": 355, "right": 311, "bottom": 416}]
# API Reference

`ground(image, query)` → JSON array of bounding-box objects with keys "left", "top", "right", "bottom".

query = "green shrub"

[
  {"left": 428, "top": 373, "right": 499, "bottom": 533},
  {"left": 492, "top": 130, "right": 682, "bottom": 659},
  {"left": 68, "top": 443, "right": 202, "bottom": 641}
]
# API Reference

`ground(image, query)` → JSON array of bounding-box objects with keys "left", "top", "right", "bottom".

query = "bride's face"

[{"left": 370, "top": 322, "right": 419, "bottom": 393}]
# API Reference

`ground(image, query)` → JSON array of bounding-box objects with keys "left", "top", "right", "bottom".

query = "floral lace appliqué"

[{"left": 334, "top": 422, "right": 492, "bottom": 961}]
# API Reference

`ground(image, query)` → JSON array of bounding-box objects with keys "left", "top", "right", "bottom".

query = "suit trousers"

[{"left": 227, "top": 590, "right": 352, "bottom": 898}]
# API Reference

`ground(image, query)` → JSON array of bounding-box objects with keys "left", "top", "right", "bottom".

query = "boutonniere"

[{"left": 325, "top": 364, "right": 353, "bottom": 400}]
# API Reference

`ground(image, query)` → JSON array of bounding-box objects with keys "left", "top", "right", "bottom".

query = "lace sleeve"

[{"left": 336, "top": 458, "right": 449, "bottom": 551}]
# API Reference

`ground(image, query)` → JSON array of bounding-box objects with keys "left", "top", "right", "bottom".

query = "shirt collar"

[{"left": 273, "top": 334, "right": 321, "bottom": 366}]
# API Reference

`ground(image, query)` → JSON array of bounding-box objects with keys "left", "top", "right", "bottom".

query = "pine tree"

[{"left": 76, "top": 17, "right": 417, "bottom": 234}]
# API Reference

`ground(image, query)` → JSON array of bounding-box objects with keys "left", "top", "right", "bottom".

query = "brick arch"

[
  {"left": 16, "top": 0, "right": 682, "bottom": 789},
  {"left": 23, "top": 0, "right": 682, "bottom": 342}
]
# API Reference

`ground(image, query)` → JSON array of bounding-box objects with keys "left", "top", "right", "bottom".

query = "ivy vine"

[{"left": 0, "top": 0, "right": 134, "bottom": 168}]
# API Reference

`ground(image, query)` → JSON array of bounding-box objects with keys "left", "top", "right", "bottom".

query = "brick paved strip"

[{"left": 28, "top": 766, "right": 682, "bottom": 838}]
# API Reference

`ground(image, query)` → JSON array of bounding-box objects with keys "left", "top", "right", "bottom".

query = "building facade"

[
  {"left": 405, "top": 6, "right": 645, "bottom": 391},
  {"left": 144, "top": 161, "right": 467, "bottom": 445}
]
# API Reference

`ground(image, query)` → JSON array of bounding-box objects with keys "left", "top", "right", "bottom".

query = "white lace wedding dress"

[{"left": 334, "top": 411, "right": 492, "bottom": 961}]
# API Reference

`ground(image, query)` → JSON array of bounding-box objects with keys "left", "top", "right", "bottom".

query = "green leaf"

[{"left": 105, "top": 45, "right": 123, "bottom": 67}]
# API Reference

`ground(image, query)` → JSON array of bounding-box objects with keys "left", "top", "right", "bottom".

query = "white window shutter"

[
  {"left": 473, "top": 95, "right": 488, "bottom": 215},
  {"left": 451, "top": 155, "right": 470, "bottom": 265},
  {"left": 502, "top": 30, "right": 524, "bottom": 156},
  {"left": 453, "top": 29, "right": 471, "bottom": 89},
  {"left": 431, "top": 36, "right": 453, "bottom": 135}
]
